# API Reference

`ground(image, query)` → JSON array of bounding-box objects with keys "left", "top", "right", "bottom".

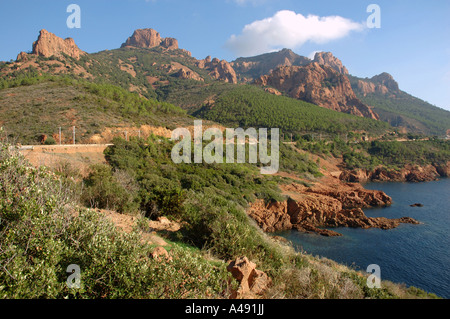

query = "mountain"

[
  {"left": 350, "top": 74, "right": 450, "bottom": 135},
  {"left": 231, "top": 49, "right": 450, "bottom": 135},
  {"left": 17, "top": 29, "right": 85, "bottom": 61},
  {"left": 0, "top": 75, "right": 193, "bottom": 145},
  {"left": 231, "top": 48, "right": 311, "bottom": 81},
  {"left": 2, "top": 28, "right": 449, "bottom": 137},
  {"left": 254, "top": 62, "right": 379, "bottom": 120}
]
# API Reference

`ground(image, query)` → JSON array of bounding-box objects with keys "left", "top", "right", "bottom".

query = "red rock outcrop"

[
  {"left": 247, "top": 200, "right": 292, "bottom": 233},
  {"left": 340, "top": 163, "right": 449, "bottom": 183},
  {"left": 174, "top": 68, "right": 204, "bottom": 82},
  {"left": 196, "top": 56, "right": 238, "bottom": 84},
  {"left": 356, "top": 73, "right": 399, "bottom": 97},
  {"left": 16, "top": 51, "right": 29, "bottom": 62},
  {"left": 227, "top": 257, "right": 272, "bottom": 299},
  {"left": 161, "top": 37, "right": 179, "bottom": 50},
  {"left": 121, "top": 28, "right": 179, "bottom": 51},
  {"left": 32, "top": 29, "right": 85, "bottom": 60},
  {"left": 313, "top": 52, "right": 348, "bottom": 75},
  {"left": 254, "top": 63, "right": 379, "bottom": 120},
  {"left": 247, "top": 178, "right": 419, "bottom": 237}
]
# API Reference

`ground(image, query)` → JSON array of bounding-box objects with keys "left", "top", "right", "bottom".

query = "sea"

[{"left": 276, "top": 178, "right": 450, "bottom": 298}]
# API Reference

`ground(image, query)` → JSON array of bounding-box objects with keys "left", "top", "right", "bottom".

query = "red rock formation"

[
  {"left": 356, "top": 73, "right": 399, "bottom": 97},
  {"left": 227, "top": 257, "right": 272, "bottom": 299},
  {"left": 174, "top": 68, "right": 204, "bottom": 82},
  {"left": 32, "top": 29, "right": 85, "bottom": 60},
  {"left": 16, "top": 52, "right": 29, "bottom": 62},
  {"left": 340, "top": 163, "right": 448, "bottom": 183},
  {"left": 196, "top": 56, "right": 238, "bottom": 84},
  {"left": 313, "top": 52, "right": 349, "bottom": 75},
  {"left": 161, "top": 37, "right": 179, "bottom": 50},
  {"left": 255, "top": 63, "right": 379, "bottom": 120},
  {"left": 121, "top": 28, "right": 179, "bottom": 51},
  {"left": 247, "top": 200, "right": 292, "bottom": 232},
  {"left": 264, "top": 87, "right": 282, "bottom": 96},
  {"left": 247, "top": 179, "right": 419, "bottom": 237}
]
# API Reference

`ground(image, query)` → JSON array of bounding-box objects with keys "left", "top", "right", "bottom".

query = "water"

[{"left": 277, "top": 178, "right": 450, "bottom": 298}]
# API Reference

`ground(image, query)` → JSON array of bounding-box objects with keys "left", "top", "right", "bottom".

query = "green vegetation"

[
  {"left": 194, "top": 85, "right": 392, "bottom": 136},
  {"left": 0, "top": 140, "right": 231, "bottom": 298},
  {"left": 0, "top": 142, "right": 436, "bottom": 299},
  {"left": 89, "top": 136, "right": 286, "bottom": 266},
  {"left": 0, "top": 73, "right": 191, "bottom": 144},
  {"left": 76, "top": 47, "right": 213, "bottom": 101},
  {"left": 349, "top": 76, "right": 450, "bottom": 136},
  {"left": 297, "top": 137, "right": 450, "bottom": 170},
  {"left": 0, "top": 135, "right": 440, "bottom": 299}
]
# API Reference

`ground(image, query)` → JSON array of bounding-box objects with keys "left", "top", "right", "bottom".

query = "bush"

[
  {"left": 82, "top": 164, "right": 140, "bottom": 214},
  {"left": 44, "top": 136, "right": 56, "bottom": 145},
  {"left": 0, "top": 141, "right": 230, "bottom": 298}
]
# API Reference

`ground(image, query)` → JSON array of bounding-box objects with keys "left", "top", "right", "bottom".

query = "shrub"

[{"left": 0, "top": 141, "right": 230, "bottom": 298}]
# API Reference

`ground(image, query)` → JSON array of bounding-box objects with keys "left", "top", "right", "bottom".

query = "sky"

[{"left": 0, "top": 0, "right": 449, "bottom": 111}]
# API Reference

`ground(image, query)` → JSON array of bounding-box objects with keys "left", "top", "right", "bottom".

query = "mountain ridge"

[{"left": 2, "top": 28, "right": 449, "bottom": 136}]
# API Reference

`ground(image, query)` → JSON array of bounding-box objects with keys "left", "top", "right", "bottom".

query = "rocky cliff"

[
  {"left": 231, "top": 48, "right": 311, "bottom": 81},
  {"left": 254, "top": 63, "right": 379, "bottom": 120},
  {"left": 196, "top": 56, "right": 238, "bottom": 84},
  {"left": 356, "top": 72, "right": 400, "bottom": 97},
  {"left": 340, "top": 162, "right": 450, "bottom": 183},
  {"left": 121, "top": 28, "right": 180, "bottom": 51},
  {"left": 313, "top": 52, "right": 349, "bottom": 75},
  {"left": 248, "top": 179, "right": 419, "bottom": 237},
  {"left": 30, "top": 29, "right": 85, "bottom": 60}
]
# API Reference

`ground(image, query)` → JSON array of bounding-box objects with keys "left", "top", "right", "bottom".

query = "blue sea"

[{"left": 277, "top": 178, "right": 450, "bottom": 298}]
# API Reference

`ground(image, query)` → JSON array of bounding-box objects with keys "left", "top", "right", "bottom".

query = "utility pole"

[
  {"left": 73, "top": 126, "right": 76, "bottom": 145},
  {"left": 138, "top": 129, "right": 141, "bottom": 139},
  {"left": 59, "top": 127, "right": 62, "bottom": 145},
  {"left": 125, "top": 131, "right": 128, "bottom": 141}
]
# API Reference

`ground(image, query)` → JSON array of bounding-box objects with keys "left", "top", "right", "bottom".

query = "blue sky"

[{"left": 0, "top": 0, "right": 449, "bottom": 111}]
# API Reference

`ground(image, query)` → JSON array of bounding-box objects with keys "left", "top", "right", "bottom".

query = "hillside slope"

[
  {"left": 0, "top": 75, "right": 192, "bottom": 145},
  {"left": 350, "top": 74, "right": 450, "bottom": 136}
]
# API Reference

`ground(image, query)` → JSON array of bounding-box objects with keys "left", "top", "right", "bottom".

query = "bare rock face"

[
  {"left": 227, "top": 257, "right": 272, "bottom": 299},
  {"left": 264, "top": 87, "right": 282, "bottom": 96},
  {"left": 174, "top": 68, "right": 204, "bottom": 82},
  {"left": 255, "top": 63, "right": 379, "bottom": 120},
  {"left": 196, "top": 56, "right": 238, "bottom": 84},
  {"left": 32, "top": 29, "right": 85, "bottom": 60},
  {"left": 247, "top": 179, "right": 419, "bottom": 237},
  {"left": 16, "top": 51, "right": 29, "bottom": 62},
  {"left": 121, "top": 28, "right": 179, "bottom": 51},
  {"left": 161, "top": 37, "right": 179, "bottom": 50},
  {"left": 371, "top": 72, "right": 399, "bottom": 92},
  {"left": 356, "top": 72, "right": 399, "bottom": 97},
  {"left": 122, "top": 29, "right": 161, "bottom": 48},
  {"left": 248, "top": 200, "right": 292, "bottom": 232},
  {"left": 313, "top": 52, "right": 348, "bottom": 75},
  {"left": 340, "top": 163, "right": 448, "bottom": 183}
]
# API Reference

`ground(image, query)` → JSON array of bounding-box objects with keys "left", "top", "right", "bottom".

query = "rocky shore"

[
  {"left": 340, "top": 162, "right": 450, "bottom": 183},
  {"left": 248, "top": 175, "right": 420, "bottom": 237}
]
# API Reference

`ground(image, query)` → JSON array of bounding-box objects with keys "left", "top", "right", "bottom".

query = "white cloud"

[
  {"left": 225, "top": 10, "right": 364, "bottom": 57},
  {"left": 308, "top": 50, "right": 321, "bottom": 60}
]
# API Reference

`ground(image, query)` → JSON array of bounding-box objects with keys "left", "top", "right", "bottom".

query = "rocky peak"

[
  {"left": 255, "top": 63, "right": 379, "bottom": 120},
  {"left": 232, "top": 48, "right": 310, "bottom": 81},
  {"left": 31, "top": 29, "right": 85, "bottom": 60},
  {"left": 196, "top": 57, "right": 238, "bottom": 84},
  {"left": 356, "top": 72, "right": 400, "bottom": 97},
  {"left": 313, "top": 52, "right": 348, "bottom": 75},
  {"left": 121, "top": 28, "right": 179, "bottom": 51},
  {"left": 371, "top": 72, "right": 399, "bottom": 92}
]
